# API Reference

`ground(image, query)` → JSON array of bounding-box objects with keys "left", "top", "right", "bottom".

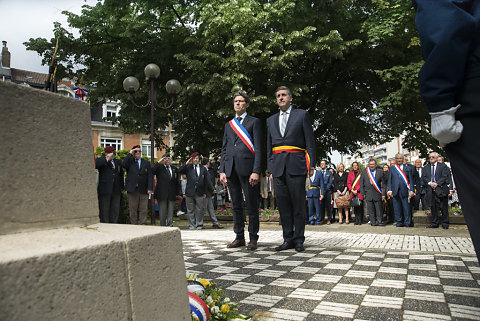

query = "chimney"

[{"left": 2, "top": 41, "right": 11, "bottom": 68}]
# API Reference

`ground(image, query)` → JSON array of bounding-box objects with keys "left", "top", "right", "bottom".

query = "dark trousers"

[
  {"left": 127, "top": 190, "right": 149, "bottom": 225},
  {"left": 414, "top": 193, "right": 427, "bottom": 211},
  {"left": 366, "top": 200, "right": 383, "bottom": 225},
  {"left": 429, "top": 190, "right": 449, "bottom": 228},
  {"left": 228, "top": 165, "right": 260, "bottom": 241},
  {"left": 307, "top": 197, "right": 321, "bottom": 223},
  {"left": 446, "top": 89, "right": 480, "bottom": 261},
  {"left": 393, "top": 194, "right": 411, "bottom": 227},
  {"left": 354, "top": 204, "right": 364, "bottom": 224},
  {"left": 320, "top": 191, "right": 333, "bottom": 222},
  {"left": 385, "top": 198, "right": 395, "bottom": 223},
  {"left": 98, "top": 193, "right": 121, "bottom": 223},
  {"left": 274, "top": 172, "right": 307, "bottom": 245}
]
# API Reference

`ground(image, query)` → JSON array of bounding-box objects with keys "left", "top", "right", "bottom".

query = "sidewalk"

[{"left": 181, "top": 223, "right": 480, "bottom": 321}]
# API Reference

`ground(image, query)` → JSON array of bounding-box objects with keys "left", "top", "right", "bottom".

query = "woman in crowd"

[
  {"left": 382, "top": 164, "right": 394, "bottom": 224},
  {"left": 347, "top": 162, "right": 364, "bottom": 225},
  {"left": 333, "top": 163, "right": 349, "bottom": 224}
]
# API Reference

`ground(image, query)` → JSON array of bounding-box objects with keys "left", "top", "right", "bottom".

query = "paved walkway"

[{"left": 181, "top": 225, "right": 480, "bottom": 321}]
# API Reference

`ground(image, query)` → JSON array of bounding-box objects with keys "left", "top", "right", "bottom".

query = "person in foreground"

[
  {"left": 219, "top": 91, "right": 263, "bottom": 250},
  {"left": 415, "top": 0, "right": 480, "bottom": 262},
  {"left": 266, "top": 86, "right": 315, "bottom": 252}
]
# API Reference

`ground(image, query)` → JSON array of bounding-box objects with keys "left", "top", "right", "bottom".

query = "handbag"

[
  {"left": 336, "top": 195, "right": 350, "bottom": 208},
  {"left": 349, "top": 196, "right": 361, "bottom": 207}
]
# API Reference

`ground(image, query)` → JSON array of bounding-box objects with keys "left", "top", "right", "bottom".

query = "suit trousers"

[
  {"left": 98, "top": 193, "right": 121, "bottom": 223},
  {"left": 264, "top": 192, "right": 275, "bottom": 209},
  {"left": 204, "top": 196, "right": 219, "bottom": 225},
  {"left": 186, "top": 195, "right": 205, "bottom": 228},
  {"left": 274, "top": 172, "right": 307, "bottom": 245},
  {"left": 127, "top": 190, "right": 149, "bottom": 225},
  {"left": 320, "top": 191, "right": 333, "bottom": 222},
  {"left": 414, "top": 193, "right": 427, "bottom": 211},
  {"left": 307, "top": 197, "right": 321, "bottom": 224},
  {"left": 354, "top": 204, "right": 364, "bottom": 224},
  {"left": 158, "top": 199, "right": 175, "bottom": 227},
  {"left": 393, "top": 194, "right": 411, "bottom": 227},
  {"left": 228, "top": 165, "right": 260, "bottom": 241},
  {"left": 429, "top": 191, "right": 449, "bottom": 227},
  {"left": 366, "top": 200, "right": 383, "bottom": 225}
]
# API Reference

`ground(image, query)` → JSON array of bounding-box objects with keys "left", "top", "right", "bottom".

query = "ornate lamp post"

[{"left": 123, "top": 63, "right": 181, "bottom": 225}]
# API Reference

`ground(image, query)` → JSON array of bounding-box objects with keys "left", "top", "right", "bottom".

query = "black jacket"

[
  {"left": 178, "top": 164, "right": 214, "bottom": 197},
  {"left": 152, "top": 163, "right": 179, "bottom": 201},
  {"left": 95, "top": 157, "right": 124, "bottom": 195},
  {"left": 122, "top": 153, "right": 154, "bottom": 194}
]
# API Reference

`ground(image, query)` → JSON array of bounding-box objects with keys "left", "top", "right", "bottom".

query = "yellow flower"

[
  {"left": 220, "top": 304, "right": 230, "bottom": 313},
  {"left": 200, "top": 279, "right": 210, "bottom": 287}
]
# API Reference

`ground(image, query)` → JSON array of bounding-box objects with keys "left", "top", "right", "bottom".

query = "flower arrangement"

[
  {"left": 424, "top": 210, "right": 431, "bottom": 216},
  {"left": 215, "top": 208, "right": 233, "bottom": 216},
  {"left": 259, "top": 208, "right": 279, "bottom": 217},
  {"left": 187, "top": 273, "right": 251, "bottom": 321}
]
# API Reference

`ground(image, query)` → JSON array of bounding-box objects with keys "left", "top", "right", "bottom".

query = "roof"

[{"left": 10, "top": 68, "right": 48, "bottom": 88}]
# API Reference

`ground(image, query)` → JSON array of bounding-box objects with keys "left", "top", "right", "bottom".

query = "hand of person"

[
  {"left": 409, "top": 191, "right": 415, "bottom": 198},
  {"left": 260, "top": 193, "right": 265, "bottom": 198},
  {"left": 220, "top": 173, "right": 227, "bottom": 185},
  {"left": 183, "top": 194, "right": 186, "bottom": 198},
  {"left": 249, "top": 173, "right": 259, "bottom": 186},
  {"left": 186, "top": 157, "right": 192, "bottom": 165},
  {"left": 352, "top": 190, "right": 357, "bottom": 195},
  {"left": 203, "top": 194, "right": 206, "bottom": 198},
  {"left": 449, "top": 191, "right": 454, "bottom": 197},
  {"left": 309, "top": 169, "right": 315, "bottom": 177},
  {"left": 430, "top": 104, "right": 463, "bottom": 147},
  {"left": 147, "top": 190, "right": 153, "bottom": 195},
  {"left": 429, "top": 182, "right": 438, "bottom": 189},
  {"left": 320, "top": 195, "right": 324, "bottom": 200},
  {"left": 387, "top": 191, "right": 393, "bottom": 197},
  {"left": 382, "top": 196, "right": 385, "bottom": 201},
  {"left": 158, "top": 157, "right": 165, "bottom": 163},
  {"left": 106, "top": 153, "right": 114, "bottom": 161}
]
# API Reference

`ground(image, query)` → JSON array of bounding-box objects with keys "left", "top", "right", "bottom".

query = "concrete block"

[
  {"left": 0, "top": 224, "right": 191, "bottom": 321},
  {"left": 0, "top": 81, "right": 98, "bottom": 235}
]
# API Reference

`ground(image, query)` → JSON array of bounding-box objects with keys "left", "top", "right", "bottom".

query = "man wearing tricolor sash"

[
  {"left": 220, "top": 92, "right": 263, "bottom": 250},
  {"left": 360, "top": 159, "right": 386, "bottom": 226},
  {"left": 266, "top": 86, "right": 315, "bottom": 252},
  {"left": 387, "top": 154, "right": 415, "bottom": 227}
]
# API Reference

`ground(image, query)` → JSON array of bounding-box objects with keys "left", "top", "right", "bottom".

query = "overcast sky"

[
  {"left": 0, "top": 0, "right": 96, "bottom": 73},
  {"left": 0, "top": 0, "right": 343, "bottom": 164}
]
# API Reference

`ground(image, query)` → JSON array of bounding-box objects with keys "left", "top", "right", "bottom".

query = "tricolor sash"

[
  {"left": 229, "top": 118, "right": 254, "bottom": 155},
  {"left": 352, "top": 173, "right": 361, "bottom": 189},
  {"left": 367, "top": 168, "right": 382, "bottom": 193},
  {"left": 394, "top": 165, "right": 410, "bottom": 190},
  {"left": 272, "top": 145, "right": 311, "bottom": 172}
]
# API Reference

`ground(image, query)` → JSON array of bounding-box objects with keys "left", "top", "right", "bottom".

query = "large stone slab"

[
  {"left": 0, "top": 224, "right": 191, "bottom": 321},
  {"left": 0, "top": 81, "right": 98, "bottom": 235}
]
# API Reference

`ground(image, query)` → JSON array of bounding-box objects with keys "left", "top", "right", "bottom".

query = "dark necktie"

[
  {"left": 109, "top": 160, "right": 114, "bottom": 168},
  {"left": 431, "top": 165, "right": 435, "bottom": 182},
  {"left": 237, "top": 116, "right": 242, "bottom": 123}
]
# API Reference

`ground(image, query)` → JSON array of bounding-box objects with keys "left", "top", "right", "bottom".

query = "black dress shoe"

[
  {"left": 427, "top": 224, "right": 439, "bottom": 228},
  {"left": 295, "top": 244, "right": 305, "bottom": 252},
  {"left": 442, "top": 225, "right": 449, "bottom": 229},
  {"left": 396, "top": 223, "right": 404, "bottom": 227},
  {"left": 275, "top": 242, "right": 294, "bottom": 251}
]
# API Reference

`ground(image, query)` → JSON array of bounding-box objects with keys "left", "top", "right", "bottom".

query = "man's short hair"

[
  {"left": 395, "top": 153, "right": 404, "bottom": 158},
  {"left": 232, "top": 91, "right": 250, "bottom": 104},
  {"left": 132, "top": 145, "right": 140, "bottom": 149},
  {"left": 275, "top": 86, "right": 292, "bottom": 97},
  {"left": 201, "top": 157, "right": 210, "bottom": 166}
]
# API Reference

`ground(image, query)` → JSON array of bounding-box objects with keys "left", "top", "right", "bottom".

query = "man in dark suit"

[
  {"left": 202, "top": 158, "right": 222, "bottom": 229},
  {"left": 422, "top": 152, "right": 450, "bottom": 229},
  {"left": 360, "top": 159, "right": 386, "bottom": 226},
  {"left": 179, "top": 152, "right": 214, "bottom": 230},
  {"left": 220, "top": 91, "right": 262, "bottom": 250},
  {"left": 95, "top": 146, "right": 124, "bottom": 223},
  {"left": 306, "top": 169, "right": 325, "bottom": 225},
  {"left": 152, "top": 153, "right": 179, "bottom": 227},
  {"left": 267, "top": 86, "right": 315, "bottom": 252},
  {"left": 123, "top": 145, "right": 154, "bottom": 225},
  {"left": 318, "top": 160, "right": 333, "bottom": 224},
  {"left": 387, "top": 154, "right": 415, "bottom": 227},
  {"left": 413, "top": 159, "right": 427, "bottom": 211}
]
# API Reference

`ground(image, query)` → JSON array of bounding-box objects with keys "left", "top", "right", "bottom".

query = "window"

[
  {"left": 100, "top": 137, "right": 122, "bottom": 151},
  {"left": 106, "top": 106, "right": 117, "bottom": 118},
  {"left": 102, "top": 101, "right": 121, "bottom": 120},
  {"left": 142, "top": 140, "right": 151, "bottom": 158}
]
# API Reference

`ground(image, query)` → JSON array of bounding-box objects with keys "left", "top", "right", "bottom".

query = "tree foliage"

[{"left": 24, "top": 0, "right": 439, "bottom": 162}]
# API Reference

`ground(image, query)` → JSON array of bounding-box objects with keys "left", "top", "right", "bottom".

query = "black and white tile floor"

[{"left": 181, "top": 230, "right": 480, "bottom": 321}]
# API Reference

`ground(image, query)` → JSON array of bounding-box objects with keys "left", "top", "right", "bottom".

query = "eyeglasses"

[
  {"left": 429, "top": 156, "right": 436, "bottom": 159},
  {"left": 233, "top": 100, "right": 245, "bottom": 103},
  {"left": 134, "top": 151, "right": 141, "bottom": 153}
]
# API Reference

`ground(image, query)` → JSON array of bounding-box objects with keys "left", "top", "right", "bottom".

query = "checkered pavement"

[{"left": 182, "top": 238, "right": 480, "bottom": 321}]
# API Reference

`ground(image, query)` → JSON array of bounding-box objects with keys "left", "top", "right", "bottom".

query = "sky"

[{"left": 0, "top": 0, "right": 343, "bottom": 164}]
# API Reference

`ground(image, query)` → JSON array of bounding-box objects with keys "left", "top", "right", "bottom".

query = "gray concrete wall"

[
  {"left": 0, "top": 224, "right": 191, "bottom": 321},
  {"left": 0, "top": 81, "right": 98, "bottom": 235}
]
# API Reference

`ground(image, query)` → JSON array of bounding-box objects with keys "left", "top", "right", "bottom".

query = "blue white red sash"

[
  {"left": 229, "top": 118, "right": 254, "bottom": 155},
  {"left": 394, "top": 164, "right": 410, "bottom": 190},
  {"left": 367, "top": 168, "right": 382, "bottom": 193}
]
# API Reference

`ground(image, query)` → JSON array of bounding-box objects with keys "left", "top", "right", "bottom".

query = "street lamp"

[{"left": 123, "top": 63, "right": 181, "bottom": 225}]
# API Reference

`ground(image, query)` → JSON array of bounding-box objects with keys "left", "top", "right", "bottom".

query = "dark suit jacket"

[
  {"left": 122, "top": 153, "right": 154, "bottom": 194},
  {"left": 360, "top": 168, "right": 386, "bottom": 201},
  {"left": 412, "top": 167, "right": 425, "bottom": 195},
  {"left": 220, "top": 114, "right": 263, "bottom": 177},
  {"left": 388, "top": 164, "right": 414, "bottom": 197},
  {"left": 320, "top": 170, "right": 333, "bottom": 193},
  {"left": 95, "top": 157, "right": 124, "bottom": 195},
  {"left": 266, "top": 109, "right": 315, "bottom": 177},
  {"left": 421, "top": 162, "right": 449, "bottom": 197},
  {"left": 178, "top": 164, "right": 214, "bottom": 197},
  {"left": 152, "top": 163, "right": 179, "bottom": 201},
  {"left": 306, "top": 170, "right": 325, "bottom": 198},
  {"left": 333, "top": 172, "right": 348, "bottom": 193}
]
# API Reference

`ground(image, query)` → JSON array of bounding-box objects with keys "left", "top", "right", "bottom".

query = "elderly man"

[
  {"left": 360, "top": 159, "right": 386, "bottom": 226},
  {"left": 220, "top": 91, "right": 262, "bottom": 250},
  {"left": 152, "top": 153, "right": 179, "bottom": 227},
  {"left": 123, "top": 145, "right": 154, "bottom": 225},
  {"left": 267, "top": 86, "right": 315, "bottom": 252},
  {"left": 422, "top": 152, "right": 450, "bottom": 229},
  {"left": 179, "top": 153, "right": 214, "bottom": 230},
  {"left": 95, "top": 146, "right": 124, "bottom": 223},
  {"left": 387, "top": 154, "right": 415, "bottom": 227}
]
